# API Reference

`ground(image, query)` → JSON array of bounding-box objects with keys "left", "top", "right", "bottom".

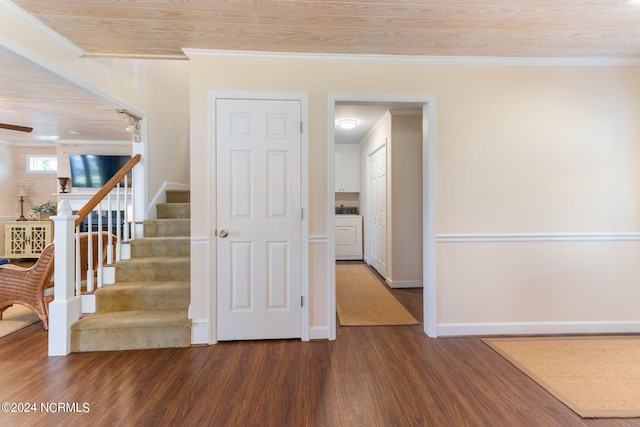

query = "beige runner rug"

[
  {"left": 0, "top": 305, "right": 40, "bottom": 338},
  {"left": 483, "top": 336, "right": 640, "bottom": 418},
  {"left": 336, "top": 263, "right": 418, "bottom": 326}
]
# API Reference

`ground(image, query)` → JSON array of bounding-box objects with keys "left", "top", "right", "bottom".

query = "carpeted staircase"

[{"left": 70, "top": 189, "right": 191, "bottom": 352}]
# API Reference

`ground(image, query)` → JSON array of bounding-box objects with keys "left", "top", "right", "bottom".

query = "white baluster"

[
  {"left": 116, "top": 183, "right": 122, "bottom": 262},
  {"left": 123, "top": 174, "right": 129, "bottom": 242},
  {"left": 75, "top": 225, "right": 81, "bottom": 297},
  {"left": 97, "top": 201, "right": 104, "bottom": 288},
  {"left": 107, "top": 192, "right": 113, "bottom": 265},
  {"left": 86, "top": 213, "right": 94, "bottom": 293},
  {"left": 130, "top": 174, "right": 136, "bottom": 240}
]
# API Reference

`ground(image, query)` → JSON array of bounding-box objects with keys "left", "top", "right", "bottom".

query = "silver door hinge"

[
  {"left": 301, "top": 296, "right": 304, "bottom": 307},
  {"left": 300, "top": 208, "right": 304, "bottom": 220},
  {"left": 300, "top": 121, "right": 303, "bottom": 133}
]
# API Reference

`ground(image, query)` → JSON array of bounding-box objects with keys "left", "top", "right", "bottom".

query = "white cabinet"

[
  {"left": 4, "top": 221, "right": 53, "bottom": 259},
  {"left": 335, "top": 215, "right": 363, "bottom": 260},
  {"left": 335, "top": 144, "right": 360, "bottom": 192}
]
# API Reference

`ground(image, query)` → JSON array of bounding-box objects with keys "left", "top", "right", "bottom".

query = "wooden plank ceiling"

[
  {"left": 11, "top": 0, "right": 640, "bottom": 58},
  {"left": 2, "top": 0, "right": 640, "bottom": 146},
  {"left": 0, "top": 54, "right": 130, "bottom": 145}
]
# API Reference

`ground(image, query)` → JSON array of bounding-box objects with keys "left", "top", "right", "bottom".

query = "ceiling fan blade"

[{"left": 0, "top": 123, "right": 33, "bottom": 133}]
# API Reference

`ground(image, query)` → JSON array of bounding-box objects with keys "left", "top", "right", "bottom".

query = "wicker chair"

[
  {"left": 0, "top": 243, "right": 55, "bottom": 330},
  {"left": 0, "top": 232, "right": 117, "bottom": 331}
]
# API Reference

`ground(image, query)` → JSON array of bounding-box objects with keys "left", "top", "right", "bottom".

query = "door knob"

[{"left": 218, "top": 229, "right": 229, "bottom": 238}]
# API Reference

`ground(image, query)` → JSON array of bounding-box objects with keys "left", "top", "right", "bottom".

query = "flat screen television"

[{"left": 69, "top": 154, "right": 132, "bottom": 188}]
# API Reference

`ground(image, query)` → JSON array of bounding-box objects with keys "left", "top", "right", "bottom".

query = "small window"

[{"left": 27, "top": 155, "right": 58, "bottom": 173}]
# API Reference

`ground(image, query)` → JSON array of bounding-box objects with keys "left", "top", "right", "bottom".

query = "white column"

[{"left": 48, "top": 200, "right": 81, "bottom": 356}]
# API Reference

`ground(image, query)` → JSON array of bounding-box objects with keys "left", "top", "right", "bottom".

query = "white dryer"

[{"left": 335, "top": 215, "right": 363, "bottom": 260}]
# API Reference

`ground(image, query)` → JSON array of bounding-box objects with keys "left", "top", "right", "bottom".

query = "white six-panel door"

[
  {"left": 216, "top": 98, "right": 302, "bottom": 340},
  {"left": 368, "top": 143, "right": 387, "bottom": 278}
]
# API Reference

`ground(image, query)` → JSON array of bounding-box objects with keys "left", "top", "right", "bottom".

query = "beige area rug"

[
  {"left": 336, "top": 263, "right": 418, "bottom": 326},
  {"left": 483, "top": 336, "right": 640, "bottom": 418},
  {"left": 0, "top": 305, "right": 40, "bottom": 338}
]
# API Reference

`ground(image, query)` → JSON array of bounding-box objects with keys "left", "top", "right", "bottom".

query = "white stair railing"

[{"left": 49, "top": 155, "right": 141, "bottom": 356}]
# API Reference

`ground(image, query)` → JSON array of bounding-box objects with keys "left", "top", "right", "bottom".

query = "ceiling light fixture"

[
  {"left": 337, "top": 119, "right": 358, "bottom": 129},
  {"left": 36, "top": 135, "right": 59, "bottom": 141}
]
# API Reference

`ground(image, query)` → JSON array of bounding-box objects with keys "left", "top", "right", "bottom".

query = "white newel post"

[{"left": 48, "top": 200, "right": 81, "bottom": 356}]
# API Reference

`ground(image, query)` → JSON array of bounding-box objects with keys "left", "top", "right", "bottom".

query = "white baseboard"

[
  {"left": 387, "top": 279, "right": 423, "bottom": 289},
  {"left": 437, "top": 321, "right": 640, "bottom": 337},
  {"left": 309, "top": 326, "right": 330, "bottom": 340},
  {"left": 190, "top": 318, "right": 212, "bottom": 345}
]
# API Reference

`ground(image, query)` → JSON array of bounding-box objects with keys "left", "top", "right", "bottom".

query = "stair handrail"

[
  {"left": 74, "top": 154, "right": 141, "bottom": 228},
  {"left": 49, "top": 153, "right": 142, "bottom": 356}
]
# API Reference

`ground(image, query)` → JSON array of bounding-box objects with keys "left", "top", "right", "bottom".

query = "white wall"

[
  {"left": 0, "top": 143, "right": 16, "bottom": 256},
  {"left": 0, "top": 143, "right": 16, "bottom": 220},
  {"left": 188, "top": 56, "right": 640, "bottom": 339},
  {"left": 389, "top": 113, "right": 423, "bottom": 286},
  {"left": 12, "top": 145, "right": 57, "bottom": 215},
  {"left": 358, "top": 112, "right": 423, "bottom": 287}
]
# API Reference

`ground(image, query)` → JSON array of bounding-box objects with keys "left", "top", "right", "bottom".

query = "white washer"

[{"left": 335, "top": 215, "right": 363, "bottom": 260}]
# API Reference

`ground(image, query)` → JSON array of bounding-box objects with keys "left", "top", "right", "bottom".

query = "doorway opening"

[{"left": 327, "top": 94, "right": 437, "bottom": 339}]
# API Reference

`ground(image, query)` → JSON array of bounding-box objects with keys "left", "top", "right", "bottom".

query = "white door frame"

[
  {"left": 327, "top": 93, "right": 437, "bottom": 339},
  {"left": 208, "top": 91, "right": 310, "bottom": 342}
]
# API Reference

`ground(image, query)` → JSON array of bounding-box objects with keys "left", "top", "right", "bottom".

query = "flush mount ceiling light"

[
  {"left": 36, "top": 135, "right": 59, "bottom": 141},
  {"left": 337, "top": 119, "right": 358, "bottom": 129}
]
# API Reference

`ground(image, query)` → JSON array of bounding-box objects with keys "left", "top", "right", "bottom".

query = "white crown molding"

[
  {"left": 0, "top": 0, "right": 84, "bottom": 57},
  {"left": 183, "top": 48, "right": 640, "bottom": 67}
]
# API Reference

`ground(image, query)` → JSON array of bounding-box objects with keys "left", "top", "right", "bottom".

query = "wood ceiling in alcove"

[{"left": 11, "top": 0, "right": 640, "bottom": 58}]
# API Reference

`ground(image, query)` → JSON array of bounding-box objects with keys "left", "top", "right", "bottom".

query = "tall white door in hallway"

[
  {"left": 368, "top": 142, "right": 387, "bottom": 278},
  {"left": 216, "top": 98, "right": 302, "bottom": 340}
]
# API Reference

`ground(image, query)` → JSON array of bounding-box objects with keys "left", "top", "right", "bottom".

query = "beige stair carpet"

[{"left": 71, "top": 189, "right": 191, "bottom": 352}]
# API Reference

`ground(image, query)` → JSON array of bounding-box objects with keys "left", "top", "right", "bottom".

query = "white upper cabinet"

[{"left": 335, "top": 144, "right": 360, "bottom": 192}]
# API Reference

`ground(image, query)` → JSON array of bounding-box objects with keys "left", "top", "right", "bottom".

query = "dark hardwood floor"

[{"left": 1, "top": 270, "right": 638, "bottom": 426}]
